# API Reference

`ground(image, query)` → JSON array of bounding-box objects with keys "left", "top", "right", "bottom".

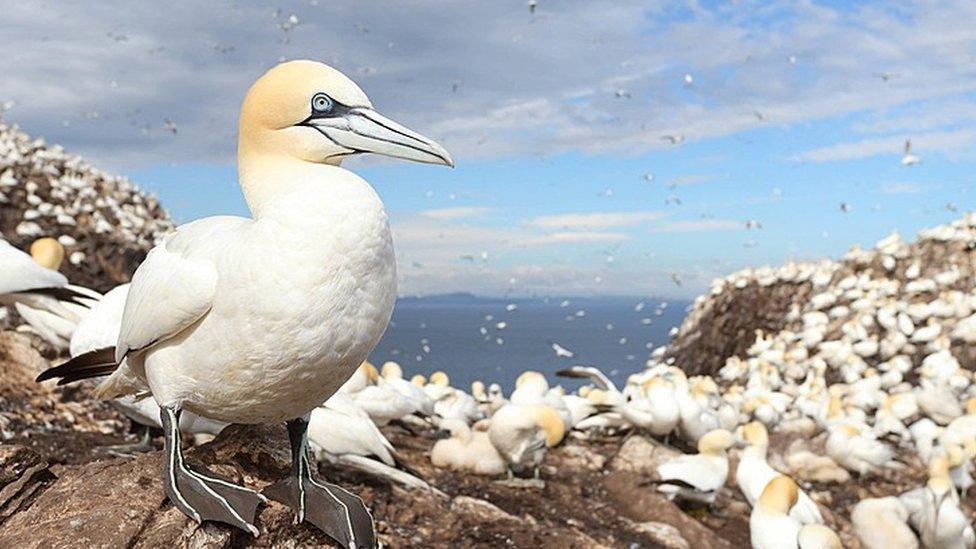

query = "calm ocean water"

[{"left": 369, "top": 294, "right": 689, "bottom": 392}]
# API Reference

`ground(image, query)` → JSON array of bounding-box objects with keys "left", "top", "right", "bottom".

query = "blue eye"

[{"left": 311, "top": 93, "right": 333, "bottom": 114}]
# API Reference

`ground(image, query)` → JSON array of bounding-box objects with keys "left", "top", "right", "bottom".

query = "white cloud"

[
  {"left": 649, "top": 219, "right": 741, "bottom": 233},
  {"left": 793, "top": 128, "right": 976, "bottom": 163},
  {"left": 526, "top": 211, "right": 665, "bottom": 229},
  {"left": 419, "top": 206, "right": 493, "bottom": 219}
]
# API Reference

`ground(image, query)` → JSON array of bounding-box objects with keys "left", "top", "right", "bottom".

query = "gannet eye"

[{"left": 311, "top": 93, "right": 334, "bottom": 114}]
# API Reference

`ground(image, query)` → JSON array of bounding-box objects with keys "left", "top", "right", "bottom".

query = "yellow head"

[
  {"left": 238, "top": 60, "right": 452, "bottom": 167},
  {"left": 758, "top": 475, "right": 799, "bottom": 514},
  {"left": 966, "top": 397, "right": 976, "bottom": 415},
  {"left": 380, "top": 361, "right": 403, "bottom": 380},
  {"left": 697, "top": 429, "right": 735, "bottom": 456},
  {"left": 530, "top": 405, "right": 566, "bottom": 447},
  {"left": 430, "top": 371, "right": 450, "bottom": 387},
  {"left": 410, "top": 374, "right": 427, "bottom": 387},
  {"left": 30, "top": 238, "right": 64, "bottom": 270},
  {"left": 361, "top": 361, "right": 379, "bottom": 384},
  {"left": 741, "top": 421, "right": 769, "bottom": 447}
]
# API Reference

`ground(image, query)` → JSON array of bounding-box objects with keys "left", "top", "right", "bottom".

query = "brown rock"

[{"left": 609, "top": 435, "right": 680, "bottom": 476}]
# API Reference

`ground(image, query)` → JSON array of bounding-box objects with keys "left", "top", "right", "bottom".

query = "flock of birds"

[{"left": 5, "top": 211, "right": 976, "bottom": 547}]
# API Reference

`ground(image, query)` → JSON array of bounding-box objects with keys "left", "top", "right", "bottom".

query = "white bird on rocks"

[
  {"left": 654, "top": 429, "right": 734, "bottom": 504},
  {"left": 431, "top": 418, "right": 506, "bottom": 476},
  {"left": 38, "top": 59, "right": 452, "bottom": 545},
  {"left": 825, "top": 423, "right": 900, "bottom": 476},
  {"left": 900, "top": 453, "right": 976, "bottom": 549},
  {"left": 750, "top": 475, "right": 841, "bottom": 549},
  {"left": 308, "top": 392, "right": 436, "bottom": 493},
  {"left": 851, "top": 496, "right": 919, "bottom": 549},
  {"left": 488, "top": 403, "right": 564, "bottom": 476},
  {"left": 735, "top": 422, "right": 823, "bottom": 524},
  {"left": 0, "top": 237, "right": 100, "bottom": 349}
]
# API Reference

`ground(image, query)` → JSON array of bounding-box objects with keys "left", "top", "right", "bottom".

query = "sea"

[{"left": 368, "top": 293, "right": 689, "bottom": 393}]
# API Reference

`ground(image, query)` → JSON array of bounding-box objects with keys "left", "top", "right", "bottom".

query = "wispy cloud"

[
  {"left": 420, "top": 206, "right": 493, "bottom": 220},
  {"left": 526, "top": 211, "right": 665, "bottom": 229},
  {"left": 649, "top": 219, "right": 741, "bottom": 233},
  {"left": 793, "top": 128, "right": 976, "bottom": 163}
]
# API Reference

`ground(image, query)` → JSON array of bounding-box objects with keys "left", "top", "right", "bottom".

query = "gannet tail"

[
  {"left": 35, "top": 346, "right": 118, "bottom": 385},
  {"left": 336, "top": 454, "right": 445, "bottom": 497}
]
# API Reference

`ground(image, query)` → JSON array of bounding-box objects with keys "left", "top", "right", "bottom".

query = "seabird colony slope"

[{"left": 0, "top": 118, "right": 173, "bottom": 291}]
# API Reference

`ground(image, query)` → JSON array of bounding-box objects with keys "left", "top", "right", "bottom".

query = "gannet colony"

[{"left": 1, "top": 67, "right": 975, "bottom": 548}]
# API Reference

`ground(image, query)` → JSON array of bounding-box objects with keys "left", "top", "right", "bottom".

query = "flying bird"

[
  {"left": 901, "top": 139, "right": 920, "bottom": 166},
  {"left": 550, "top": 341, "right": 575, "bottom": 358},
  {"left": 661, "top": 134, "right": 685, "bottom": 145},
  {"left": 37, "top": 60, "right": 452, "bottom": 546}
]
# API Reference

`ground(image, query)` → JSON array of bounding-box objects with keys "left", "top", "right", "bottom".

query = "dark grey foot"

[
  {"left": 161, "top": 406, "right": 265, "bottom": 536},
  {"left": 263, "top": 416, "right": 376, "bottom": 548}
]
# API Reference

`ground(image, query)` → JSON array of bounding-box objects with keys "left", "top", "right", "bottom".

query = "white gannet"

[
  {"left": 850, "top": 496, "right": 919, "bottom": 549},
  {"left": 308, "top": 393, "right": 435, "bottom": 492},
  {"left": 654, "top": 429, "right": 734, "bottom": 504},
  {"left": 430, "top": 418, "right": 506, "bottom": 475},
  {"left": 900, "top": 453, "right": 976, "bottom": 549},
  {"left": 735, "top": 422, "right": 823, "bottom": 524},
  {"left": 38, "top": 60, "right": 452, "bottom": 545},
  {"left": 0, "top": 237, "right": 100, "bottom": 349},
  {"left": 750, "top": 475, "right": 840, "bottom": 549},
  {"left": 487, "top": 403, "right": 564, "bottom": 476}
]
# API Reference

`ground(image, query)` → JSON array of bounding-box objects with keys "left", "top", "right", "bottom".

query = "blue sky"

[{"left": 2, "top": 0, "right": 974, "bottom": 297}]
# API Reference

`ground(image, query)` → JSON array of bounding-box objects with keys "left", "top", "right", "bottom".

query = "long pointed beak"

[{"left": 308, "top": 108, "right": 453, "bottom": 167}]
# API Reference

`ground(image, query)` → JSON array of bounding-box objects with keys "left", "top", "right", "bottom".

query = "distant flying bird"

[
  {"left": 670, "top": 273, "right": 683, "bottom": 286},
  {"left": 661, "top": 134, "right": 685, "bottom": 145},
  {"left": 451, "top": 81, "right": 462, "bottom": 93},
  {"left": 874, "top": 72, "right": 898, "bottom": 82},
  {"left": 901, "top": 139, "right": 920, "bottom": 166},
  {"left": 614, "top": 89, "right": 632, "bottom": 99},
  {"left": 788, "top": 54, "right": 797, "bottom": 66},
  {"left": 665, "top": 195, "right": 682, "bottom": 206},
  {"left": 946, "top": 202, "right": 958, "bottom": 212},
  {"left": 683, "top": 73, "right": 694, "bottom": 86},
  {"left": 163, "top": 119, "right": 178, "bottom": 135},
  {"left": 745, "top": 220, "right": 762, "bottom": 230},
  {"left": 753, "top": 110, "right": 767, "bottom": 122},
  {"left": 550, "top": 342, "right": 575, "bottom": 358},
  {"left": 839, "top": 202, "right": 852, "bottom": 213},
  {"left": 527, "top": 0, "right": 537, "bottom": 14},
  {"left": 643, "top": 172, "right": 654, "bottom": 182}
]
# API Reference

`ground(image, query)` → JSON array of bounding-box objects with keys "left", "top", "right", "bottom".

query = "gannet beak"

[{"left": 306, "top": 107, "right": 454, "bottom": 167}]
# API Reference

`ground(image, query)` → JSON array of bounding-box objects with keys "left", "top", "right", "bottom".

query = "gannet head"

[
  {"left": 361, "top": 361, "right": 379, "bottom": 384},
  {"left": 380, "top": 361, "right": 403, "bottom": 380},
  {"left": 430, "top": 371, "right": 450, "bottom": 387},
  {"left": 240, "top": 59, "right": 453, "bottom": 167},
  {"left": 410, "top": 374, "right": 427, "bottom": 387},
  {"left": 698, "top": 429, "right": 735, "bottom": 455},
  {"left": 758, "top": 475, "right": 799, "bottom": 514},
  {"left": 740, "top": 421, "right": 769, "bottom": 448},
  {"left": 30, "top": 238, "right": 64, "bottom": 270}
]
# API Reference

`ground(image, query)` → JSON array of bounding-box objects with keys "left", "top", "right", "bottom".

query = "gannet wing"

[
  {"left": 657, "top": 455, "right": 722, "bottom": 492},
  {"left": 0, "top": 238, "right": 68, "bottom": 295},
  {"left": 555, "top": 365, "right": 619, "bottom": 392},
  {"left": 116, "top": 238, "right": 218, "bottom": 363}
]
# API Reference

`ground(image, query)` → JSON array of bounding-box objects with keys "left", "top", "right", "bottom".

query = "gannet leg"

[
  {"left": 262, "top": 416, "right": 377, "bottom": 549},
  {"left": 159, "top": 405, "right": 264, "bottom": 536}
]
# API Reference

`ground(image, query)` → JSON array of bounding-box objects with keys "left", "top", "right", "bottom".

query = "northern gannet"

[
  {"left": 749, "top": 476, "right": 840, "bottom": 549},
  {"left": 735, "top": 422, "right": 823, "bottom": 524},
  {"left": 654, "top": 429, "right": 734, "bottom": 504},
  {"left": 38, "top": 60, "right": 452, "bottom": 545},
  {"left": 488, "top": 403, "right": 564, "bottom": 476},
  {"left": 850, "top": 496, "right": 919, "bottom": 549},
  {"left": 430, "top": 418, "right": 507, "bottom": 475},
  {"left": 0, "top": 237, "right": 100, "bottom": 349},
  {"left": 900, "top": 453, "right": 976, "bottom": 549}
]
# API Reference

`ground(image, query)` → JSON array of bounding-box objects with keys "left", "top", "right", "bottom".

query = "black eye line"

[{"left": 296, "top": 98, "right": 355, "bottom": 126}]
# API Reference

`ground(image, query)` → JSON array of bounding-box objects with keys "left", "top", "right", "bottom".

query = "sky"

[{"left": 1, "top": 0, "right": 974, "bottom": 298}]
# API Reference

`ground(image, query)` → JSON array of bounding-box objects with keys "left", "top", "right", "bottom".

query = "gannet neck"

[{"left": 238, "top": 152, "right": 358, "bottom": 219}]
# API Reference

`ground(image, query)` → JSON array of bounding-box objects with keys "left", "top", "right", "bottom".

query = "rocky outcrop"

[{"left": 0, "top": 118, "right": 173, "bottom": 292}]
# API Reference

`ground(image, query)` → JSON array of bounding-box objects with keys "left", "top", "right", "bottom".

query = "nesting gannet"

[
  {"left": 654, "top": 429, "right": 734, "bottom": 504},
  {"left": 488, "top": 403, "right": 564, "bottom": 476},
  {"left": 825, "top": 423, "right": 899, "bottom": 476},
  {"left": 900, "top": 453, "right": 976, "bottom": 549},
  {"left": 851, "top": 496, "right": 919, "bottom": 549},
  {"left": 0, "top": 237, "right": 100, "bottom": 349},
  {"left": 308, "top": 393, "right": 434, "bottom": 492},
  {"left": 750, "top": 476, "right": 840, "bottom": 549},
  {"left": 430, "top": 418, "right": 506, "bottom": 475},
  {"left": 38, "top": 60, "right": 452, "bottom": 545},
  {"left": 735, "top": 422, "right": 823, "bottom": 524}
]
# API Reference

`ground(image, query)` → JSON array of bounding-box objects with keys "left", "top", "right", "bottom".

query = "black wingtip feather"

[{"left": 36, "top": 347, "right": 118, "bottom": 384}]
